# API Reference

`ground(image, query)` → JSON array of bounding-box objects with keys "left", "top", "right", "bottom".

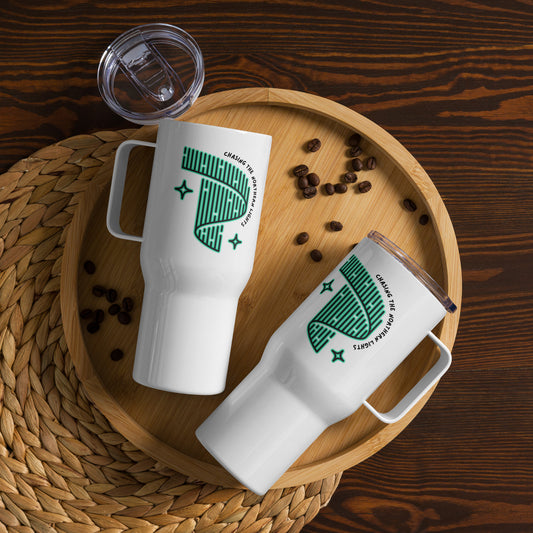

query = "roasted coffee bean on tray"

[
  {"left": 334, "top": 183, "right": 347, "bottom": 194},
  {"left": 293, "top": 164, "right": 309, "bottom": 178},
  {"left": 83, "top": 260, "right": 96, "bottom": 274},
  {"left": 330, "top": 221, "right": 343, "bottom": 232},
  {"left": 87, "top": 321, "right": 100, "bottom": 334},
  {"left": 307, "top": 138, "right": 321, "bottom": 152},
  {"left": 110, "top": 348, "right": 124, "bottom": 361},
  {"left": 303, "top": 186, "right": 317, "bottom": 199},
  {"left": 118, "top": 311, "right": 132, "bottom": 325},
  {"left": 349, "top": 146, "right": 362, "bottom": 157},
  {"left": 351, "top": 158, "right": 363, "bottom": 171},
  {"left": 344, "top": 172, "right": 357, "bottom": 183},
  {"left": 296, "top": 232, "right": 309, "bottom": 245},
  {"left": 419, "top": 214, "right": 430, "bottom": 225},
  {"left": 106, "top": 288, "right": 118, "bottom": 302},
  {"left": 348, "top": 133, "right": 361, "bottom": 147},
  {"left": 307, "top": 173, "right": 320, "bottom": 187},
  {"left": 80, "top": 308, "right": 93, "bottom": 320},
  {"left": 92, "top": 285, "right": 106, "bottom": 297},
  {"left": 324, "top": 183, "right": 335, "bottom": 195},
  {"left": 95, "top": 309, "right": 105, "bottom": 323},
  {"left": 108, "top": 303, "right": 121, "bottom": 315},
  {"left": 310, "top": 249, "right": 323, "bottom": 262},
  {"left": 358, "top": 181, "right": 372, "bottom": 193},
  {"left": 403, "top": 198, "right": 417, "bottom": 212},
  {"left": 298, "top": 176, "right": 309, "bottom": 189},
  {"left": 122, "top": 297, "right": 134, "bottom": 312},
  {"left": 366, "top": 156, "right": 377, "bottom": 170}
]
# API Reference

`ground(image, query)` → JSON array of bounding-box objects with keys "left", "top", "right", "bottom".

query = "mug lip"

[{"left": 368, "top": 230, "right": 457, "bottom": 313}]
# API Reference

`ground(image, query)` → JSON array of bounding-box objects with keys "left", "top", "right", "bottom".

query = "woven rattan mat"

[{"left": 0, "top": 130, "right": 341, "bottom": 533}]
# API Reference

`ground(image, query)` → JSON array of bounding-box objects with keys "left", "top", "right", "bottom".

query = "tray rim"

[{"left": 61, "top": 87, "right": 462, "bottom": 488}]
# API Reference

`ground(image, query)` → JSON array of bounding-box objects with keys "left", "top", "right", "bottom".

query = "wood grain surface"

[{"left": 1, "top": 1, "right": 532, "bottom": 532}]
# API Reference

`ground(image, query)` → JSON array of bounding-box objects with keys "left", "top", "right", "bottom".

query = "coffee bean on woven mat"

[
  {"left": 80, "top": 308, "right": 93, "bottom": 320},
  {"left": 334, "top": 183, "right": 347, "bottom": 194},
  {"left": 348, "top": 133, "right": 361, "bottom": 146},
  {"left": 106, "top": 288, "right": 118, "bottom": 302},
  {"left": 307, "top": 138, "right": 321, "bottom": 152},
  {"left": 349, "top": 146, "right": 362, "bottom": 157},
  {"left": 296, "top": 232, "right": 309, "bottom": 245},
  {"left": 366, "top": 156, "right": 377, "bottom": 170},
  {"left": 94, "top": 309, "right": 105, "bottom": 323},
  {"left": 293, "top": 164, "right": 309, "bottom": 178},
  {"left": 310, "top": 249, "right": 323, "bottom": 262},
  {"left": 307, "top": 173, "right": 320, "bottom": 187},
  {"left": 108, "top": 303, "right": 121, "bottom": 315},
  {"left": 303, "top": 186, "right": 317, "bottom": 199},
  {"left": 83, "top": 260, "right": 96, "bottom": 274},
  {"left": 403, "top": 198, "right": 417, "bottom": 212},
  {"left": 122, "top": 297, "right": 134, "bottom": 312},
  {"left": 344, "top": 172, "right": 357, "bottom": 183},
  {"left": 298, "top": 176, "right": 309, "bottom": 189},
  {"left": 110, "top": 349, "right": 124, "bottom": 361},
  {"left": 330, "top": 221, "right": 343, "bottom": 232},
  {"left": 358, "top": 181, "right": 372, "bottom": 193},
  {"left": 92, "top": 285, "right": 106, "bottom": 297},
  {"left": 419, "top": 214, "right": 430, "bottom": 225},
  {"left": 87, "top": 321, "right": 100, "bottom": 334},
  {"left": 117, "top": 311, "right": 131, "bottom": 325},
  {"left": 351, "top": 158, "right": 363, "bottom": 171}
]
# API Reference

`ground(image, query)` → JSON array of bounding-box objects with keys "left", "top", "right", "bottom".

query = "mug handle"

[
  {"left": 106, "top": 139, "right": 157, "bottom": 242},
  {"left": 363, "top": 331, "right": 452, "bottom": 424}
]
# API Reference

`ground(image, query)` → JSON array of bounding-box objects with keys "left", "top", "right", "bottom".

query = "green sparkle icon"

[
  {"left": 174, "top": 180, "right": 193, "bottom": 199},
  {"left": 320, "top": 279, "right": 334, "bottom": 294},
  {"left": 228, "top": 233, "right": 242, "bottom": 250},
  {"left": 331, "top": 349, "right": 345, "bottom": 363}
]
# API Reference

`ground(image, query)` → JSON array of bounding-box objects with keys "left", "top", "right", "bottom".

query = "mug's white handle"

[
  {"left": 106, "top": 139, "right": 157, "bottom": 242},
  {"left": 363, "top": 331, "right": 452, "bottom": 424}
]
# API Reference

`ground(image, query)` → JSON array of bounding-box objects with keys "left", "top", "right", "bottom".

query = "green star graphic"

[
  {"left": 331, "top": 349, "right": 345, "bottom": 363},
  {"left": 228, "top": 233, "right": 242, "bottom": 250},
  {"left": 174, "top": 180, "right": 193, "bottom": 199},
  {"left": 320, "top": 279, "right": 335, "bottom": 294}
]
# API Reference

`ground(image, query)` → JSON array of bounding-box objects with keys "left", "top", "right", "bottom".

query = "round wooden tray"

[{"left": 61, "top": 88, "right": 462, "bottom": 489}]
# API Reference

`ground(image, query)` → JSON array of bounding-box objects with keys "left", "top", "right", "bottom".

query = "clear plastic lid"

[
  {"left": 368, "top": 230, "right": 457, "bottom": 313},
  {"left": 97, "top": 23, "right": 204, "bottom": 125}
]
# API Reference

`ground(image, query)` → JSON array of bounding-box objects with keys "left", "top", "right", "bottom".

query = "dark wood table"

[{"left": 1, "top": 1, "right": 531, "bottom": 531}]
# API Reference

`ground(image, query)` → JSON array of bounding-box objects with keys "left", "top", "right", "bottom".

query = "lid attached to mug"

[{"left": 98, "top": 23, "right": 204, "bottom": 125}]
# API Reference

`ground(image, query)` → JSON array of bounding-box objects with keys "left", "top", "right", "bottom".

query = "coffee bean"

[
  {"left": 403, "top": 198, "right": 417, "bottom": 212},
  {"left": 330, "top": 221, "right": 343, "bottom": 231},
  {"left": 298, "top": 176, "right": 309, "bottom": 189},
  {"left": 293, "top": 164, "right": 309, "bottom": 178},
  {"left": 307, "top": 173, "right": 320, "bottom": 186},
  {"left": 87, "top": 321, "right": 100, "bottom": 334},
  {"left": 310, "top": 249, "right": 323, "bottom": 262},
  {"left": 117, "top": 311, "right": 131, "bottom": 325},
  {"left": 110, "top": 349, "right": 124, "bottom": 361},
  {"left": 358, "top": 181, "right": 372, "bottom": 193},
  {"left": 92, "top": 285, "right": 106, "bottom": 297},
  {"left": 80, "top": 308, "right": 93, "bottom": 320},
  {"left": 303, "top": 186, "right": 317, "bottom": 199},
  {"left": 348, "top": 133, "right": 362, "bottom": 146},
  {"left": 349, "top": 146, "right": 362, "bottom": 157},
  {"left": 106, "top": 288, "right": 118, "bottom": 302},
  {"left": 307, "top": 138, "right": 321, "bottom": 152},
  {"left": 344, "top": 172, "right": 357, "bottom": 183},
  {"left": 296, "top": 232, "right": 309, "bottom": 245},
  {"left": 334, "top": 183, "right": 347, "bottom": 194},
  {"left": 366, "top": 156, "right": 377, "bottom": 170},
  {"left": 95, "top": 309, "right": 105, "bottom": 323},
  {"left": 83, "top": 260, "right": 96, "bottom": 274},
  {"left": 419, "top": 214, "right": 429, "bottom": 225},
  {"left": 108, "top": 303, "right": 121, "bottom": 315},
  {"left": 122, "top": 297, "right": 134, "bottom": 312},
  {"left": 351, "top": 158, "right": 363, "bottom": 171},
  {"left": 325, "top": 183, "right": 335, "bottom": 195}
]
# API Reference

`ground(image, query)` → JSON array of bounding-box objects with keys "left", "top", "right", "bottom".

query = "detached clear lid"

[{"left": 97, "top": 23, "right": 204, "bottom": 125}]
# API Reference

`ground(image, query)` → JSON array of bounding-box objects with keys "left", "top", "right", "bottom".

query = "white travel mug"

[
  {"left": 196, "top": 230, "right": 457, "bottom": 493},
  {"left": 106, "top": 118, "right": 271, "bottom": 395}
]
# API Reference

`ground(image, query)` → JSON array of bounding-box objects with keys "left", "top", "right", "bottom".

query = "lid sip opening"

[{"left": 98, "top": 23, "right": 205, "bottom": 125}]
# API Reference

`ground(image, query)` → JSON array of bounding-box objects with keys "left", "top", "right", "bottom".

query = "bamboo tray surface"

[{"left": 61, "top": 88, "right": 462, "bottom": 489}]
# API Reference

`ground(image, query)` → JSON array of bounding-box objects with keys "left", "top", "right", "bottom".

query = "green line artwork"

[
  {"left": 307, "top": 255, "right": 386, "bottom": 353},
  {"left": 181, "top": 146, "right": 250, "bottom": 252}
]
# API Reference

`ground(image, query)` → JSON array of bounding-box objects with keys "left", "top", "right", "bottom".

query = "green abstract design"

[
  {"left": 307, "top": 255, "right": 386, "bottom": 353},
  {"left": 181, "top": 146, "right": 250, "bottom": 252}
]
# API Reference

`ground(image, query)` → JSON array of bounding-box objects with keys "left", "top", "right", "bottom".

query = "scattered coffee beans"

[
  {"left": 106, "top": 288, "right": 118, "bottom": 302},
  {"left": 325, "top": 183, "right": 335, "bottom": 195},
  {"left": 108, "top": 303, "right": 121, "bottom": 315},
  {"left": 87, "top": 322, "right": 100, "bottom": 334},
  {"left": 351, "top": 158, "right": 363, "bottom": 171},
  {"left": 403, "top": 198, "right": 417, "bottom": 212},
  {"left": 293, "top": 164, "right": 309, "bottom": 178},
  {"left": 419, "top": 214, "right": 429, "bottom": 225},
  {"left": 344, "top": 172, "right": 357, "bottom": 183},
  {"left": 80, "top": 308, "right": 93, "bottom": 320},
  {"left": 307, "top": 138, "right": 321, "bottom": 152},
  {"left": 334, "top": 183, "right": 347, "bottom": 194},
  {"left": 83, "top": 260, "right": 96, "bottom": 274},
  {"left": 298, "top": 176, "right": 309, "bottom": 189},
  {"left": 310, "top": 249, "right": 323, "bottom": 262},
  {"left": 296, "top": 232, "right": 309, "bottom": 245},
  {"left": 330, "top": 221, "right": 343, "bottom": 231},
  {"left": 307, "top": 173, "right": 320, "bottom": 186},
  {"left": 303, "top": 186, "right": 317, "bottom": 199},
  {"left": 358, "top": 181, "right": 372, "bottom": 193},
  {"left": 92, "top": 285, "right": 106, "bottom": 297},
  {"left": 117, "top": 311, "right": 131, "bottom": 325},
  {"left": 349, "top": 146, "right": 362, "bottom": 157},
  {"left": 110, "top": 348, "right": 124, "bottom": 361},
  {"left": 348, "top": 133, "right": 361, "bottom": 146},
  {"left": 95, "top": 309, "right": 105, "bottom": 323},
  {"left": 366, "top": 156, "right": 376, "bottom": 170},
  {"left": 122, "top": 297, "right": 134, "bottom": 312}
]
